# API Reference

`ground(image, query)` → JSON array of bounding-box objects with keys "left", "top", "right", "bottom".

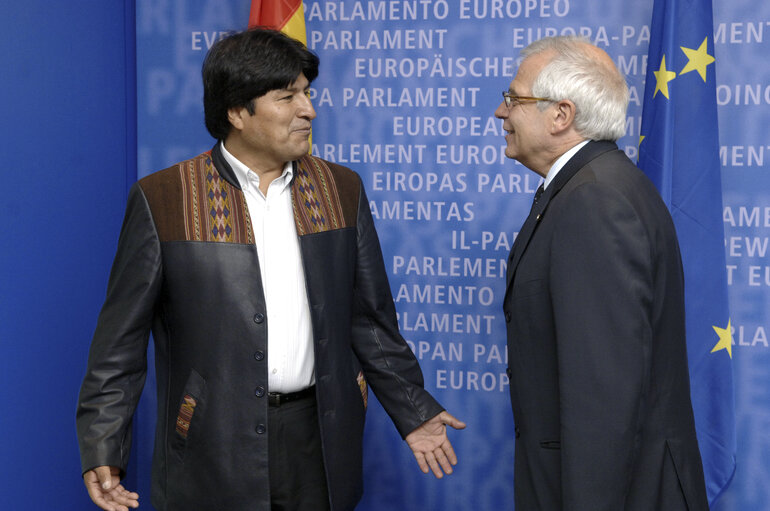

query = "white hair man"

[{"left": 496, "top": 36, "right": 708, "bottom": 510}]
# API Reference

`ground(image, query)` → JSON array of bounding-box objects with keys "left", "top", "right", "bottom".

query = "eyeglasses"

[{"left": 502, "top": 91, "right": 553, "bottom": 108}]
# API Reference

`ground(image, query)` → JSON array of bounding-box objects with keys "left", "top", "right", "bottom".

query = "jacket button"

[
  {"left": 254, "top": 351, "right": 265, "bottom": 361},
  {"left": 505, "top": 311, "right": 512, "bottom": 322},
  {"left": 253, "top": 313, "right": 265, "bottom": 324},
  {"left": 256, "top": 424, "right": 266, "bottom": 434},
  {"left": 515, "top": 426, "right": 521, "bottom": 438},
  {"left": 255, "top": 386, "right": 265, "bottom": 397},
  {"left": 506, "top": 367, "right": 512, "bottom": 379}
]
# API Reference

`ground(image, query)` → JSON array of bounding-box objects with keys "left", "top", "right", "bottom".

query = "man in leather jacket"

[{"left": 77, "top": 28, "right": 464, "bottom": 511}]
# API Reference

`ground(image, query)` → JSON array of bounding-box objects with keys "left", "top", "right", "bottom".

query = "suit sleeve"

[
  {"left": 349, "top": 184, "right": 444, "bottom": 438},
  {"left": 549, "top": 181, "right": 653, "bottom": 510},
  {"left": 76, "top": 183, "right": 163, "bottom": 476}
]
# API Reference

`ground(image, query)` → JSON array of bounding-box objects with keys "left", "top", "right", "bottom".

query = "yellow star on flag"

[
  {"left": 711, "top": 319, "right": 733, "bottom": 359},
  {"left": 680, "top": 37, "right": 715, "bottom": 82},
  {"left": 653, "top": 55, "right": 677, "bottom": 99}
]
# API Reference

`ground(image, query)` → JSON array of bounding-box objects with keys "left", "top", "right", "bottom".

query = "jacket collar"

[
  {"left": 210, "top": 142, "right": 241, "bottom": 189},
  {"left": 541, "top": 140, "right": 617, "bottom": 204},
  {"left": 209, "top": 141, "right": 300, "bottom": 191},
  {"left": 505, "top": 140, "right": 618, "bottom": 289}
]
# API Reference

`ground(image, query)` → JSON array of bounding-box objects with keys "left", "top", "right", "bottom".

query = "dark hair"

[{"left": 202, "top": 28, "right": 320, "bottom": 140}]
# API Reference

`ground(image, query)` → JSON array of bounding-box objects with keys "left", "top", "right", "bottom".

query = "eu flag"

[{"left": 638, "top": 0, "right": 736, "bottom": 504}]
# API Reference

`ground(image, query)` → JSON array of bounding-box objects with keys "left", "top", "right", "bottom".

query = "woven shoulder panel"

[
  {"left": 181, "top": 154, "right": 253, "bottom": 243},
  {"left": 141, "top": 153, "right": 253, "bottom": 243},
  {"left": 292, "top": 155, "right": 348, "bottom": 236}
]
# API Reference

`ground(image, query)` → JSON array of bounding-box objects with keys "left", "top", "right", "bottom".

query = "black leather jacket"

[{"left": 77, "top": 144, "right": 443, "bottom": 510}]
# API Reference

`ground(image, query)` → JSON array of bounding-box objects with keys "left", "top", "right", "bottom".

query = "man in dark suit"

[
  {"left": 495, "top": 36, "right": 709, "bottom": 510},
  {"left": 77, "top": 28, "right": 464, "bottom": 511}
]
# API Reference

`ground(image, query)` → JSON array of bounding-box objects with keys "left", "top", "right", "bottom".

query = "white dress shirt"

[{"left": 221, "top": 143, "right": 315, "bottom": 393}]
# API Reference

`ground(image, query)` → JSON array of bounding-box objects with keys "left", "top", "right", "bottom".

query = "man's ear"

[
  {"left": 551, "top": 99, "right": 576, "bottom": 134},
  {"left": 227, "top": 107, "right": 246, "bottom": 131}
]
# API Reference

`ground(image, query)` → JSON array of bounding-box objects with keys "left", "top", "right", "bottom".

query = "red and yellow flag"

[{"left": 248, "top": 0, "right": 306, "bottom": 45}]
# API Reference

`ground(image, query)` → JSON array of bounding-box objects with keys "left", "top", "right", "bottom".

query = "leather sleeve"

[
  {"left": 76, "top": 182, "right": 163, "bottom": 476},
  {"left": 349, "top": 184, "right": 443, "bottom": 438}
]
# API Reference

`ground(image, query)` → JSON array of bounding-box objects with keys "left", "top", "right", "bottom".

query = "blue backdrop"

[{"left": 1, "top": 0, "right": 768, "bottom": 509}]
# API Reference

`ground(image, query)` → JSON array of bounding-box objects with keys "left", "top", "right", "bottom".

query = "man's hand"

[
  {"left": 83, "top": 466, "right": 139, "bottom": 511},
  {"left": 405, "top": 411, "right": 466, "bottom": 478}
]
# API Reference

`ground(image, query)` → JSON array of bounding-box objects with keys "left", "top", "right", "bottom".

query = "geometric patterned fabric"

[
  {"left": 291, "top": 155, "right": 346, "bottom": 236},
  {"left": 179, "top": 155, "right": 253, "bottom": 243},
  {"left": 174, "top": 394, "right": 196, "bottom": 439}
]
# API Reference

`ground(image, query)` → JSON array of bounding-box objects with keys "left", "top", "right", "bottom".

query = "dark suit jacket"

[
  {"left": 503, "top": 141, "right": 709, "bottom": 510},
  {"left": 77, "top": 144, "right": 443, "bottom": 511}
]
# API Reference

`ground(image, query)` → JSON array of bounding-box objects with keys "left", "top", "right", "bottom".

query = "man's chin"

[{"left": 289, "top": 143, "right": 311, "bottom": 160}]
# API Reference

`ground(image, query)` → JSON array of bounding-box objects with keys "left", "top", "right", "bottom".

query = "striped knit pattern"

[
  {"left": 292, "top": 155, "right": 346, "bottom": 235},
  {"left": 357, "top": 371, "right": 368, "bottom": 409},
  {"left": 179, "top": 155, "right": 253, "bottom": 243},
  {"left": 175, "top": 395, "right": 197, "bottom": 439}
]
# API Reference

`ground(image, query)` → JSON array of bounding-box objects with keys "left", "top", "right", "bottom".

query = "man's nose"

[
  {"left": 299, "top": 93, "right": 316, "bottom": 120},
  {"left": 494, "top": 102, "right": 508, "bottom": 119}
]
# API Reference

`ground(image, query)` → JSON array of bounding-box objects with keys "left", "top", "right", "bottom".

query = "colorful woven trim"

[
  {"left": 357, "top": 371, "right": 368, "bottom": 409},
  {"left": 180, "top": 155, "right": 253, "bottom": 243},
  {"left": 175, "top": 394, "right": 197, "bottom": 439},
  {"left": 292, "top": 156, "right": 346, "bottom": 236}
]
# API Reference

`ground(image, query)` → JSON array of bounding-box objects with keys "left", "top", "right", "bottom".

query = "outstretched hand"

[
  {"left": 405, "top": 411, "right": 466, "bottom": 478},
  {"left": 83, "top": 465, "right": 139, "bottom": 511}
]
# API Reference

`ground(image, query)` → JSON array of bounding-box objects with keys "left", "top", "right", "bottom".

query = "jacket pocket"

[
  {"left": 172, "top": 369, "right": 207, "bottom": 459},
  {"left": 539, "top": 440, "right": 561, "bottom": 450}
]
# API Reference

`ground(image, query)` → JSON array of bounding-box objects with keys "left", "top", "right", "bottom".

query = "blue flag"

[{"left": 638, "top": 0, "right": 736, "bottom": 504}]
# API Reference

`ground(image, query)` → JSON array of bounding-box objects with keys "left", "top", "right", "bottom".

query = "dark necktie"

[
  {"left": 530, "top": 184, "right": 544, "bottom": 212},
  {"left": 508, "top": 182, "right": 546, "bottom": 279}
]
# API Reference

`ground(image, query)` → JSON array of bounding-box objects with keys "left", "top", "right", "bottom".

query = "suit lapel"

[
  {"left": 506, "top": 186, "right": 548, "bottom": 283},
  {"left": 505, "top": 140, "right": 618, "bottom": 291}
]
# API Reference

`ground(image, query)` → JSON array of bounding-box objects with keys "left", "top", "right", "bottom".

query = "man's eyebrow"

[{"left": 283, "top": 82, "right": 310, "bottom": 92}]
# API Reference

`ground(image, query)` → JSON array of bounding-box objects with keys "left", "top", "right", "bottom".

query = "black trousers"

[{"left": 267, "top": 393, "right": 331, "bottom": 511}]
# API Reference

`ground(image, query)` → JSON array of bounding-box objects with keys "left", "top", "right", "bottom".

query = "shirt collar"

[
  {"left": 544, "top": 140, "right": 589, "bottom": 190},
  {"left": 219, "top": 141, "right": 294, "bottom": 192}
]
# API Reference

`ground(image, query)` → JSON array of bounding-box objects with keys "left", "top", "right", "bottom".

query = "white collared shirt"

[
  {"left": 544, "top": 140, "right": 590, "bottom": 190},
  {"left": 221, "top": 142, "right": 315, "bottom": 393}
]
